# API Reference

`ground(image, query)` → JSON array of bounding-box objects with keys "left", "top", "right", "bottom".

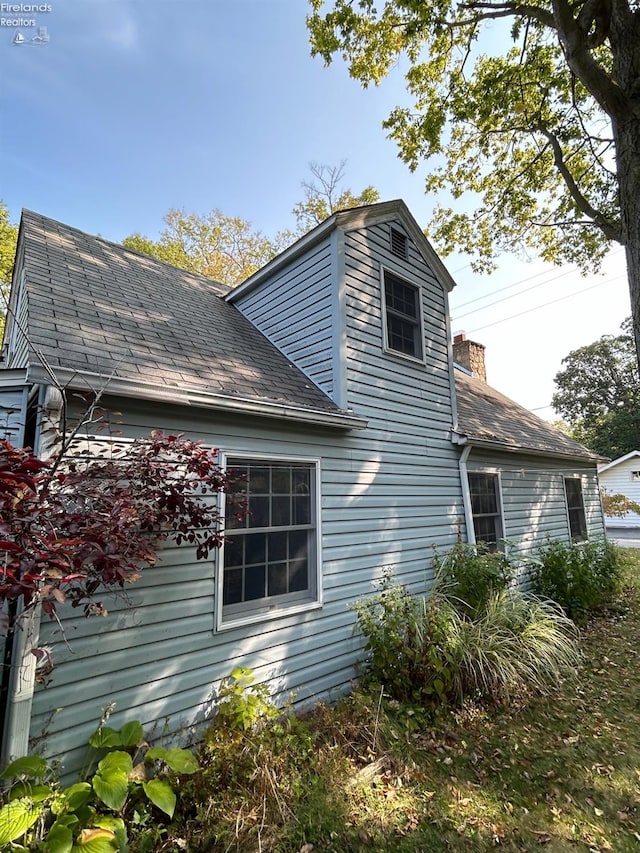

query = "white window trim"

[
  {"left": 464, "top": 467, "right": 506, "bottom": 550},
  {"left": 563, "top": 475, "right": 588, "bottom": 543},
  {"left": 215, "top": 451, "right": 323, "bottom": 632},
  {"left": 380, "top": 266, "right": 426, "bottom": 365}
]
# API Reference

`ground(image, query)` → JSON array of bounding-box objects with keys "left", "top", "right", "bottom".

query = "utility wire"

[
  {"left": 453, "top": 269, "right": 626, "bottom": 322},
  {"left": 451, "top": 247, "right": 624, "bottom": 312},
  {"left": 466, "top": 274, "right": 625, "bottom": 333}
]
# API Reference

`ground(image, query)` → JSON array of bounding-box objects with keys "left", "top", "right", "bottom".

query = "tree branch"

[{"left": 535, "top": 125, "right": 622, "bottom": 240}]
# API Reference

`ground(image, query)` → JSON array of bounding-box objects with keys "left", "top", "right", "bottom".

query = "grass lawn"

[{"left": 170, "top": 548, "right": 640, "bottom": 853}]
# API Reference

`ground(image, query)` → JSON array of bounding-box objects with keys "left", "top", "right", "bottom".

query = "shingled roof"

[
  {"left": 454, "top": 369, "right": 603, "bottom": 462},
  {"left": 12, "top": 210, "right": 360, "bottom": 426}
]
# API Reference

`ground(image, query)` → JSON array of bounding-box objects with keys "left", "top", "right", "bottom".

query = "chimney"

[{"left": 453, "top": 332, "right": 487, "bottom": 383}]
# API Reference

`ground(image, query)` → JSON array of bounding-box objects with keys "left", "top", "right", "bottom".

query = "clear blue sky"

[{"left": 0, "top": 0, "right": 632, "bottom": 418}]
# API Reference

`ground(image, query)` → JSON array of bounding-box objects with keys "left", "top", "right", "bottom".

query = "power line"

[
  {"left": 453, "top": 267, "right": 579, "bottom": 320},
  {"left": 453, "top": 269, "right": 626, "bottom": 322},
  {"left": 451, "top": 247, "right": 624, "bottom": 312},
  {"left": 466, "top": 274, "right": 625, "bottom": 334}
]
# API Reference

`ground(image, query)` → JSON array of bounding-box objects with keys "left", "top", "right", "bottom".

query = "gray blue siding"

[
  {"left": 234, "top": 235, "right": 336, "bottom": 398},
  {"left": 466, "top": 450, "right": 606, "bottom": 555}
]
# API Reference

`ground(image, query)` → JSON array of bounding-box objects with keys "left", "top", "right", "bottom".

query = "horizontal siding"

[
  {"left": 467, "top": 451, "right": 606, "bottom": 557},
  {"left": 599, "top": 460, "right": 640, "bottom": 526},
  {"left": 234, "top": 237, "right": 335, "bottom": 397},
  {"left": 29, "top": 392, "right": 463, "bottom": 777}
]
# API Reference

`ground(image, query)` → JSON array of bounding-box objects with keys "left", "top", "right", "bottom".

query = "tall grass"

[{"left": 353, "top": 569, "right": 580, "bottom": 709}]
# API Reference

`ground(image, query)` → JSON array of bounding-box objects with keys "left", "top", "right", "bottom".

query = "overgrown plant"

[
  {"left": 432, "top": 542, "right": 514, "bottom": 616},
  {"left": 214, "top": 667, "right": 279, "bottom": 732},
  {"left": 446, "top": 591, "right": 580, "bottom": 704},
  {"left": 0, "top": 431, "right": 239, "bottom": 667},
  {"left": 531, "top": 539, "right": 622, "bottom": 621},
  {"left": 353, "top": 565, "right": 580, "bottom": 711},
  {"left": 0, "top": 719, "right": 199, "bottom": 852},
  {"left": 351, "top": 570, "right": 459, "bottom": 711}
]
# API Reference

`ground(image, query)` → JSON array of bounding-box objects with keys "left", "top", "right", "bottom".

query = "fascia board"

[{"left": 26, "top": 365, "right": 368, "bottom": 430}]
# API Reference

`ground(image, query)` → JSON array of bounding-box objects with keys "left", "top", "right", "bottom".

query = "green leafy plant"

[
  {"left": 433, "top": 542, "right": 515, "bottom": 616},
  {"left": 353, "top": 566, "right": 580, "bottom": 712},
  {"left": 351, "top": 570, "right": 459, "bottom": 711},
  {"left": 531, "top": 539, "right": 622, "bottom": 621},
  {"left": 446, "top": 590, "right": 580, "bottom": 704},
  {"left": 0, "top": 720, "right": 199, "bottom": 852},
  {"left": 214, "top": 667, "right": 279, "bottom": 731}
]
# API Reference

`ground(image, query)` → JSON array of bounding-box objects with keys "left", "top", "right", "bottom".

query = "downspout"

[
  {"left": 1, "top": 385, "right": 61, "bottom": 765},
  {"left": 458, "top": 443, "right": 475, "bottom": 546},
  {"left": 1, "top": 607, "right": 42, "bottom": 765}
]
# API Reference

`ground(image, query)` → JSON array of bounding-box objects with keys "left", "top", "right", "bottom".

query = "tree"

[
  {"left": 552, "top": 318, "right": 640, "bottom": 457},
  {"left": 292, "top": 161, "right": 380, "bottom": 231},
  {"left": 0, "top": 201, "right": 18, "bottom": 339},
  {"left": 122, "top": 164, "right": 380, "bottom": 284},
  {"left": 0, "top": 428, "right": 238, "bottom": 672},
  {"left": 122, "top": 209, "right": 291, "bottom": 286},
  {"left": 307, "top": 1, "right": 640, "bottom": 366}
]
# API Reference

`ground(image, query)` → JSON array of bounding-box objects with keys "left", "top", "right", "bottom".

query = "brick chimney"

[{"left": 453, "top": 332, "right": 487, "bottom": 383}]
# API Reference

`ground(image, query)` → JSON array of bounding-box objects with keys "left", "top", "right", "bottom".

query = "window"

[
  {"left": 468, "top": 472, "right": 503, "bottom": 551},
  {"left": 220, "top": 458, "right": 319, "bottom": 626},
  {"left": 631, "top": 471, "right": 640, "bottom": 481},
  {"left": 564, "top": 477, "right": 588, "bottom": 542},
  {"left": 383, "top": 270, "right": 423, "bottom": 360}
]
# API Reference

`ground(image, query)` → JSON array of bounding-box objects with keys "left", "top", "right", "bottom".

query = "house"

[
  {"left": 598, "top": 451, "right": 640, "bottom": 528},
  {"left": 0, "top": 201, "right": 605, "bottom": 775}
]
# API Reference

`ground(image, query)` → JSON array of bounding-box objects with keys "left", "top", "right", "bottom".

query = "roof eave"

[
  {"left": 27, "top": 366, "right": 368, "bottom": 431},
  {"left": 451, "top": 432, "right": 605, "bottom": 464}
]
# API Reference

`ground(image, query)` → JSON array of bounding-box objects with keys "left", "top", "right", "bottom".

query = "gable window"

[
  {"left": 564, "top": 477, "right": 588, "bottom": 542},
  {"left": 468, "top": 472, "right": 503, "bottom": 551},
  {"left": 382, "top": 270, "right": 423, "bottom": 361},
  {"left": 631, "top": 471, "right": 640, "bottom": 481},
  {"left": 219, "top": 457, "right": 320, "bottom": 627}
]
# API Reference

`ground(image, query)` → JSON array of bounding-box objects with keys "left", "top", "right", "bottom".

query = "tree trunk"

[{"left": 610, "top": 8, "right": 640, "bottom": 370}]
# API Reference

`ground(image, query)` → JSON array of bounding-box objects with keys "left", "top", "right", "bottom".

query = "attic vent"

[{"left": 390, "top": 227, "right": 408, "bottom": 260}]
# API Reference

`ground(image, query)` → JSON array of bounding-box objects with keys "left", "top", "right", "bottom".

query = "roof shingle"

[
  {"left": 454, "top": 369, "right": 602, "bottom": 461},
  {"left": 18, "top": 211, "right": 342, "bottom": 415}
]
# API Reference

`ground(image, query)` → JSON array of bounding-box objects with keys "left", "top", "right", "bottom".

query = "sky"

[{"left": 0, "top": 0, "right": 632, "bottom": 420}]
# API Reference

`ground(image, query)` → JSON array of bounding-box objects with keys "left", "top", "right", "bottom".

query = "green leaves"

[
  {"left": 142, "top": 779, "right": 176, "bottom": 818},
  {"left": 145, "top": 746, "right": 200, "bottom": 774},
  {"left": 0, "top": 798, "right": 42, "bottom": 845},
  {"left": 308, "top": 0, "right": 626, "bottom": 272},
  {"left": 92, "top": 752, "right": 133, "bottom": 811},
  {"left": 0, "top": 754, "right": 49, "bottom": 779}
]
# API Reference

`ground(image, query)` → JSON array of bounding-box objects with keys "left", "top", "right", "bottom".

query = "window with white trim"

[
  {"left": 382, "top": 270, "right": 423, "bottom": 360},
  {"left": 468, "top": 472, "right": 503, "bottom": 551},
  {"left": 221, "top": 458, "right": 319, "bottom": 623},
  {"left": 564, "top": 477, "right": 588, "bottom": 542}
]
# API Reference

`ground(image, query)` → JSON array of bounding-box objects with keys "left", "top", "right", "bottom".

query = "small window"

[
  {"left": 389, "top": 226, "right": 408, "bottom": 260},
  {"left": 631, "top": 471, "right": 640, "bottom": 481},
  {"left": 383, "top": 271, "right": 423, "bottom": 360},
  {"left": 220, "top": 458, "right": 319, "bottom": 626},
  {"left": 468, "top": 472, "right": 503, "bottom": 551},
  {"left": 564, "top": 477, "right": 588, "bottom": 542}
]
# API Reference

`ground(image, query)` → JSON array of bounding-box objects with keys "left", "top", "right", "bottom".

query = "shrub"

[
  {"left": 353, "top": 568, "right": 580, "bottom": 711},
  {"left": 531, "top": 539, "right": 622, "bottom": 621},
  {"left": 0, "top": 719, "right": 199, "bottom": 852},
  {"left": 433, "top": 542, "right": 515, "bottom": 615},
  {"left": 350, "top": 570, "right": 459, "bottom": 710}
]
